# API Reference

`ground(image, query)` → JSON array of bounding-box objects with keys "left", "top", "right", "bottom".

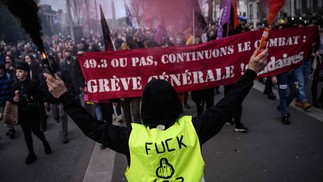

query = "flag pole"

[
  {"left": 192, "top": 8, "right": 195, "bottom": 43},
  {"left": 226, "top": 19, "right": 230, "bottom": 37},
  {"left": 100, "top": 4, "right": 114, "bottom": 51}
]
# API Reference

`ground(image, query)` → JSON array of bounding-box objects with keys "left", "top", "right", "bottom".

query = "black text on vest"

[{"left": 145, "top": 135, "right": 187, "bottom": 155}]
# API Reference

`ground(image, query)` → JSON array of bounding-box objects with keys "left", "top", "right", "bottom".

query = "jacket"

[
  {"left": 58, "top": 69, "right": 257, "bottom": 166},
  {"left": 10, "top": 77, "right": 44, "bottom": 123}
]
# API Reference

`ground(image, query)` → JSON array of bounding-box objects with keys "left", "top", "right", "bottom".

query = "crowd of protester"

[{"left": 0, "top": 15, "right": 322, "bottom": 164}]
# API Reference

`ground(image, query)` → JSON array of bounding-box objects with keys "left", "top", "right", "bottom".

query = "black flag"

[{"left": 100, "top": 5, "right": 114, "bottom": 51}]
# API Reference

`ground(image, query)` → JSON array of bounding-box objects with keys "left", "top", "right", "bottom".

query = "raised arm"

[
  {"left": 44, "top": 73, "right": 131, "bottom": 155},
  {"left": 193, "top": 49, "right": 268, "bottom": 145}
]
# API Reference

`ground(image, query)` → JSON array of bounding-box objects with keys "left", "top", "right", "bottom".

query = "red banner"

[{"left": 78, "top": 26, "right": 319, "bottom": 101}]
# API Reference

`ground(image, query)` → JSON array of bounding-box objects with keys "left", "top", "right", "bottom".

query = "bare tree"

[
  {"left": 67, "top": 0, "right": 95, "bottom": 27},
  {"left": 84, "top": 0, "right": 91, "bottom": 27},
  {"left": 67, "top": 0, "right": 82, "bottom": 24},
  {"left": 127, "top": 0, "right": 153, "bottom": 27}
]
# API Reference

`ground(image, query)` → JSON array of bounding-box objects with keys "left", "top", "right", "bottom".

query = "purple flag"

[
  {"left": 125, "top": 4, "right": 133, "bottom": 27},
  {"left": 217, "top": 0, "right": 232, "bottom": 39}
]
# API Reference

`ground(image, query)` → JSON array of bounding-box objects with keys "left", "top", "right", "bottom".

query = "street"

[
  {"left": 1, "top": 81, "right": 323, "bottom": 182},
  {"left": 0, "top": 108, "right": 95, "bottom": 182},
  {"left": 1, "top": 1, "right": 322, "bottom": 182},
  {"left": 112, "top": 81, "right": 323, "bottom": 182}
]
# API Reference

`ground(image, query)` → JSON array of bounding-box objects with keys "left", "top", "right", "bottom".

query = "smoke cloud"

[
  {"left": 263, "top": 0, "right": 286, "bottom": 25},
  {"left": 7, "top": 0, "right": 44, "bottom": 52},
  {"left": 137, "top": 0, "right": 204, "bottom": 34}
]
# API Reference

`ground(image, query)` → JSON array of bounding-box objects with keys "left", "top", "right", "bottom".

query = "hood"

[{"left": 141, "top": 79, "right": 183, "bottom": 128}]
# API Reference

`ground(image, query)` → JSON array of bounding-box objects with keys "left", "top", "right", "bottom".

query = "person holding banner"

[
  {"left": 293, "top": 22, "right": 319, "bottom": 111},
  {"left": 44, "top": 47, "right": 268, "bottom": 181},
  {"left": 274, "top": 24, "right": 298, "bottom": 125},
  {"left": 119, "top": 37, "right": 141, "bottom": 127},
  {"left": 224, "top": 27, "right": 248, "bottom": 132},
  {"left": 191, "top": 35, "right": 215, "bottom": 116},
  {"left": 276, "top": 68, "right": 299, "bottom": 125},
  {"left": 181, "top": 29, "right": 194, "bottom": 109}
]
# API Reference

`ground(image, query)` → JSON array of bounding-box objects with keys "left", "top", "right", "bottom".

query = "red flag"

[
  {"left": 100, "top": 5, "right": 114, "bottom": 51},
  {"left": 231, "top": 0, "right": 239, "bottom": 29}
]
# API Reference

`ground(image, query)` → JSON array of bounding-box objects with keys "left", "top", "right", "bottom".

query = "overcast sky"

[{"left": 39, "top": 0, "right": 126, "bottom": 18}]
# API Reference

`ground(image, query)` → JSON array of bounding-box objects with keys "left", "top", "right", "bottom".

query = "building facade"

[
  {"left": 204, "top": 0, "right": 323, "bottom": 25},
  {"left": 39, "top": 4, "right": 66, "bottom": 36},
  {"left": 246, "top": 0, "right": 323, "bottom": 25}
]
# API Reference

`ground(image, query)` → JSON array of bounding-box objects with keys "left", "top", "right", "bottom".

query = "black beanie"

[
  {"left": 15, "top": 61, "right": 30, "bottom": 72},
  {"left": 141, "top": 79, "right": 183, "bottom": 128}
]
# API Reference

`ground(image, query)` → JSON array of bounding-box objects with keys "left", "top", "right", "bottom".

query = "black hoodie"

[
  {"left": 59, "top": 69, "right": 257, "bottom": 165},
  {"left": 141, "top": 79, "right": 183, "bottom": 129}
]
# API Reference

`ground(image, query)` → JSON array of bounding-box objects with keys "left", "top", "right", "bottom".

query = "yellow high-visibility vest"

[{"left": 126, "top": 116, "right": 205, "bottom": 182}]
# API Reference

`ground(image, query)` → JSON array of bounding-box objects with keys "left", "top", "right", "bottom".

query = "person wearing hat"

[
  {"left": 44, "top": 49, "right": 268, "bottom": 181},
  {"left": 9, "top": 61, "right": 51, "bottom": 164}
]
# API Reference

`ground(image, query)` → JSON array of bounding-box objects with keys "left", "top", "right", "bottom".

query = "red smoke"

[
  {"left": 263, "top": 0, "right": 286, "bottom": 25},
  {"left": 132, "top": 0, "right": 202, "bottom": 34}
]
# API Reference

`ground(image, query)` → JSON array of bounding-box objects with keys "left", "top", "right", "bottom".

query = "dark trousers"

[
  {"left": 224, "top": 84, "right": 242, "bottom": 124},
  {"left": 39, "top": 102, "right": 47, "bottom": 130},
  {"left": 277, "top": 70, "right": 298, "bottom": 117},
  {"left": 120, "top": 97, "right": 141, "bottom": 127},
  {"left": 114, "top": 102, "right": 122, "bottom": 116},
  {"left": 20, "top": 111, "right": 47, "bottom": 154},
  {"left": 263, "top": 76, "right": 274, "bottom": 94},
  {"left": 192, "top": 88, "right": 214, "bottom": 116},
  {"left": 96, "top": 102, "right": 113, "bottom": 124},
  {"left": 311, "top": 78, "right": 323, "bottom": 104}
]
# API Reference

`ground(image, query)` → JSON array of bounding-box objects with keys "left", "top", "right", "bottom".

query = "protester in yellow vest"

[
  {"left": 183, "top": 27, "right": 194, "bottom": 45},
  {"left": 44, "top": 48, "right": 268, "bottom": 181}
]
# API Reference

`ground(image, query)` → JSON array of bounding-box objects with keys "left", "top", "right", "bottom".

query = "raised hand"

[
  {"left": 44, "top": 73, "right": 68, "bottom": 98},
  {"left": 248, "top": 48, "right": 268, "bottom": 74}
]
